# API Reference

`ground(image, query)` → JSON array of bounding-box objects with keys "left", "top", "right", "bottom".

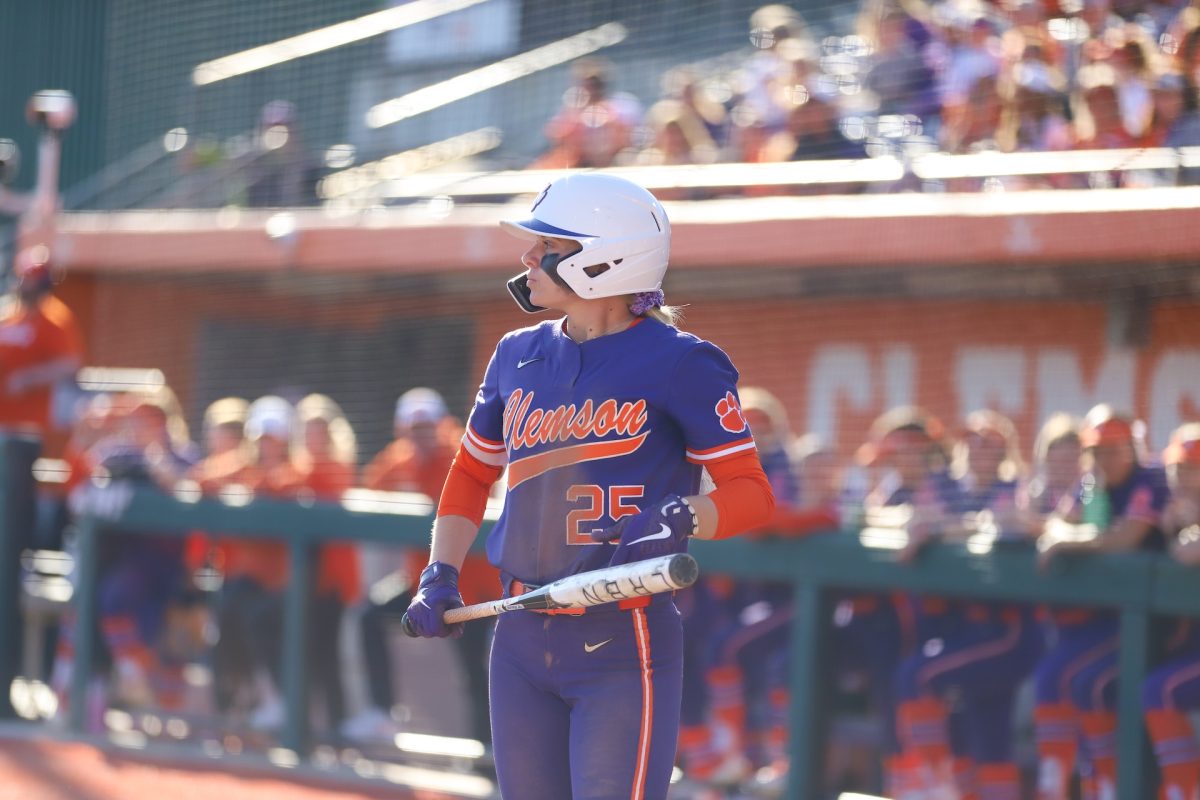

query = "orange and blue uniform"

[
  {"left": 1033, "top": 464, "right": 1171, "bottom": 797},
  {"left": 441, "top": 316, "right": 772, "bottom": 800}
]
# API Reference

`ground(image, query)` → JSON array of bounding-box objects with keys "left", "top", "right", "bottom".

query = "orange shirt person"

[
  {"left": 219, "top": 396, "right": 304, "bottom": 593},
  {"left": 295, "top": 393, "right": 359, "bottom": 607},
  {"left": 362, "top": 388, "right": 499, "bottom": 607},
  {"left": 0, "top": 246, "right": 83, "bottom": 718},
  {"left": 0, "top": 247, "right": 83, "bottom": 436}
]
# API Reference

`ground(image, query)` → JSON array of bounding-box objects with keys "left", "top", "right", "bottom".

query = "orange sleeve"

[
  {"left": 703, "top": 450, "right": 776, "bottom": 540},
  {"left": 42, "top": 296, "right": 84, "bottom": 359},
  {"left": 436, "top": 444, "right": 503, "bottom": 526}
]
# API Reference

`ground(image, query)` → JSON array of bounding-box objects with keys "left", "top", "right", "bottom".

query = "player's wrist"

[
  {"left": 420, "top": 561, "right": 460, "bottom": 588},
  {"left": 677, "top": 496, "right": 700, "bottom": 538}
]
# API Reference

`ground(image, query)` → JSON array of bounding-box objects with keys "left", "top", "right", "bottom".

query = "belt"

[{"left": 508, "top": 579, "right": 654, "bottom": 615}]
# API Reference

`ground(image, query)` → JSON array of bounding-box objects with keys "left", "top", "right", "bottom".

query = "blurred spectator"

[
  {"left": 931, "top": 13, "right": 1002, "bottom": 116},
  {"left": 1080, "top": 0, "right": 1124, "bottom": 42},
  {"left": 793, "top": 433, "right": 845, "bottom": 514},
  {"left": 1074, "top": 63, "right": 1137, "bottom": 148},
  {"left": 765, "top": 91, "right": 866, "bottom": 163},
  {"left": 246, "top": 100, "right": 314, "bottom": 207},
  {"left": 863, "top": 9, "right": 941, "bottom": 123},
  {"left": 636, "top": 99, "right": 721, "bottom": 200},
  {"left": 1147, "top": 70, "right": 1189, "bottom": 147},
  {"left": 638, "top": 100, "right": 720, "bottom": 167},
  {"left": 738, "top": 4, "right": 815, "bottom": 130},
  {"left": 893, "top": 410, "right": 1041, "bottom": 800},
  {"left": 53, "top": 388, "right": 199, "bottom": 716},
  {"left": 1141, "top": 421, "right": 1200, "bottom": 800},
  {"left": 1035, "top": 404, "right": 1171, "bottom": 798},
  {"left": 1022, "top": 412, "right": 1084, "bottom": 521},
  {"left": 839, "top": 408, "right": 956, "bottom": 795},
  {"left": 1178, "top": 9, "right": 1200, "bottom": 105},
  {"left": 534, "top": 58, "right": 639, "bottom": 169},
  {"left": 0, "top": 246, "right": 83, "bottom": 718},
  {"left": 294, "top": 394, "right": 358, "bottom": 734},
  {"left": 727, "top": 103, "right": 775, "bottom": 164},
  {"left": 184, "top": 397, "right": 252, "bottom": 717},
  {"left": 346, "top": 388, "right": 496, "bottom": 745},
  {"left": 211, "top": 395, "right": 302, "bottom": 729},
  {"left": 186, "top": 397, "right": 250, "bottom": 494},
  {"left": 1107, "top": 25, "right": 1158, "bottom": 141},
  {"left": 997, "top": 59, "right": 1073, "bottom": 153},
  {"left": 948, "top": 408, "right": 1025, "bottom": 534},
  {"left": 662, "top": 68, "right": 731, "bottom": 148},
  {"left": 941, "top": 74, "right": 1004, "bottom": 153}
]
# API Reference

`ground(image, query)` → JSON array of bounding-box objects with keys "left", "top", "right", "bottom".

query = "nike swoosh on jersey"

[
  {"left": 584, "top": 638, "right": 614, "bottom": 653},
  {"left": 625, "top": 523, "right": 673, "bottom": 547},
  {"left": 517, "top": 356, "right": 544, "bottom": 368}
]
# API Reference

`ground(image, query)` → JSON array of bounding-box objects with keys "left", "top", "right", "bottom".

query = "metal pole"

[
  {"left": 1115, "top": 607, "right": 1151, "bottom": 799},
  {"left": 0, "top": 436, "right": 15, "bottom": 718},
  {"left": 784, "top": 581, "right": 829, "bottom": 800},
  {"left": 68, "top": 514, "right": 100, "bottom": 732},
  {"left": 280, "top": 538, "right": 312, "bottom": 753}
]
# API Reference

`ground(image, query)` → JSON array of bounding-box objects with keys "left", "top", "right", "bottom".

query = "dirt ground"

[{"left": 0, "top": 737, "right": 437, "bottom": 800}]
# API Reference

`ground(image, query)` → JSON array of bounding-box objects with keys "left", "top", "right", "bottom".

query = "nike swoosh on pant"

[
  {"left": 584, "top": 638, "right": 613, "bottom": 653},
  {"left": 625, "top": 523, "right": 673, "bottom": 547}
]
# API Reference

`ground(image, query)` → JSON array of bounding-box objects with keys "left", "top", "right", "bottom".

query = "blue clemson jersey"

[{"left": 461, "top": 317, "right": 755, "bottom": 586}]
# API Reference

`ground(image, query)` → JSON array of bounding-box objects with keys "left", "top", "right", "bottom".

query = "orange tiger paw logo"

[{"left": 715, "top": 391, "right": 747, "bottom": 434}]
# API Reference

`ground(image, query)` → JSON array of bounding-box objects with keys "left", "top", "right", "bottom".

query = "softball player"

[
  {"left": 404, "top": 173, "right": 775, "bottom": 800},
  {"left": 1143, "top": 423, "right": 1200, "bottom": 800},
  {"left": 1035, "top": 405, "right": 1171, "bottom": 800},
  {"left": 893, "top": 410, "right": 1043, "bottom": 800}
]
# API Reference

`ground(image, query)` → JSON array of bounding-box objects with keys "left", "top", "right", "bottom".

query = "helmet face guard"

[
  {"left": 500, "top": 174, "right": 670, "bottom": 313},
  {"left": 506, "top": 249, "right": 581, "bottom": 314}
]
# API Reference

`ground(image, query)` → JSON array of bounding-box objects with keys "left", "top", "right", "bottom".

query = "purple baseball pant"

[{"left": 489, "top": 599, "right": 683, "bottom": 800}]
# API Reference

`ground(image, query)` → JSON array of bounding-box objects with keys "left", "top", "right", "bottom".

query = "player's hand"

[
  {"left": 404, "top": 562, "right": 465, "bottom": 638},
  {"left": 591, "top": 495, "right": 698, "bottom": 566}
]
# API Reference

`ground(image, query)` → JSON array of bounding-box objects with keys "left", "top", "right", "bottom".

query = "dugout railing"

[{"left": 3, "top": 470, "right": 1198, "bottom": 799}]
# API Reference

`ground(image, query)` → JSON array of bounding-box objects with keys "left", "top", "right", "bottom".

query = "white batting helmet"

[{"left": 500, "top": 173, "right": 671, "bottom": 313}]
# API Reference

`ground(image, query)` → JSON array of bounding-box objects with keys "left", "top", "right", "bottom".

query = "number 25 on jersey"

[{"left": 565, "top": 484, "right": 644, "bottom": 545}]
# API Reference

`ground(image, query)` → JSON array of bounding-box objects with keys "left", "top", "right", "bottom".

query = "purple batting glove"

[
  {"left": 405, "top": 561, "right": 465, "bottom": 638},
  {"left": 591, "top": 494, "right": 698, "bottom": 566}
]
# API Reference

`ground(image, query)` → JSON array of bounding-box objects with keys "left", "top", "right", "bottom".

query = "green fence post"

[
  {"left": 280, "top": 538, "right": 312, "bottom": 754},
  {"left": 0, "top": 436, "right": 14, "bottom": 718},
  {"left": 785, "top": 581, "right": 829, "bottom": 800},
  {"left": 68, "top": 514, "right": 100, "bottom": 733},
  {"left": 1116, "top": 607, "right": 1150, "bottom": 799}
]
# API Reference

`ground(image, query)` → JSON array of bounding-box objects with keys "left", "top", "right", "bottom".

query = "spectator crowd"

[
  {"left": 7, "top": 358, "right": 1197, "bottom": 799},
  {"left": 528, "top": 0, "right": 1200, "bottom": 191}
]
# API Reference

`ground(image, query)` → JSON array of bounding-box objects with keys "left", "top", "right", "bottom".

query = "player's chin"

[{"left": 527, "top": 284, "right": 558, "bottom": 309}]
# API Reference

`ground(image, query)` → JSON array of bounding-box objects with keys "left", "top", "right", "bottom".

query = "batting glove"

[
  {"left": 405, "top": 561, "right": 465, "bottom": 638},
  {"left": 591, "top": 494, "right": 699, "bottom": 566}
]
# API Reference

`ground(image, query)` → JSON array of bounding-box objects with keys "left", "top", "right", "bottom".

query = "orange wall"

[{"left": 66, "top": 275, "right": 1200, "bottom": 461}]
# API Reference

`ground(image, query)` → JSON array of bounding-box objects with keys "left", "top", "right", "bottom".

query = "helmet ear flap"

[{"left": 506, "top": 272, "right": 546, "bottom": 314}]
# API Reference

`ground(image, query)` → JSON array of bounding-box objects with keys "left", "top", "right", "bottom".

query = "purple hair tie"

[{"left": 630, "top": 290, "right": 665, "bottom": 315}]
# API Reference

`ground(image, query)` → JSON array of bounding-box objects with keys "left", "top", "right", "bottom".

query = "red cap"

[{"left": 1080, "top": 405, "right": 1135, "bottom": 448}]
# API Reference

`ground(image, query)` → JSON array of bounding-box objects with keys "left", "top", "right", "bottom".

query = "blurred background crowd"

[
  {"left": 5, "top": 235, "right": 1199, "bottom": 797},
  {"left": 5, "top": 0, "right": 1200, "bottom": 218},
  {"left": 1, "top": 1, "right": 1198, "bottom": 799}
]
